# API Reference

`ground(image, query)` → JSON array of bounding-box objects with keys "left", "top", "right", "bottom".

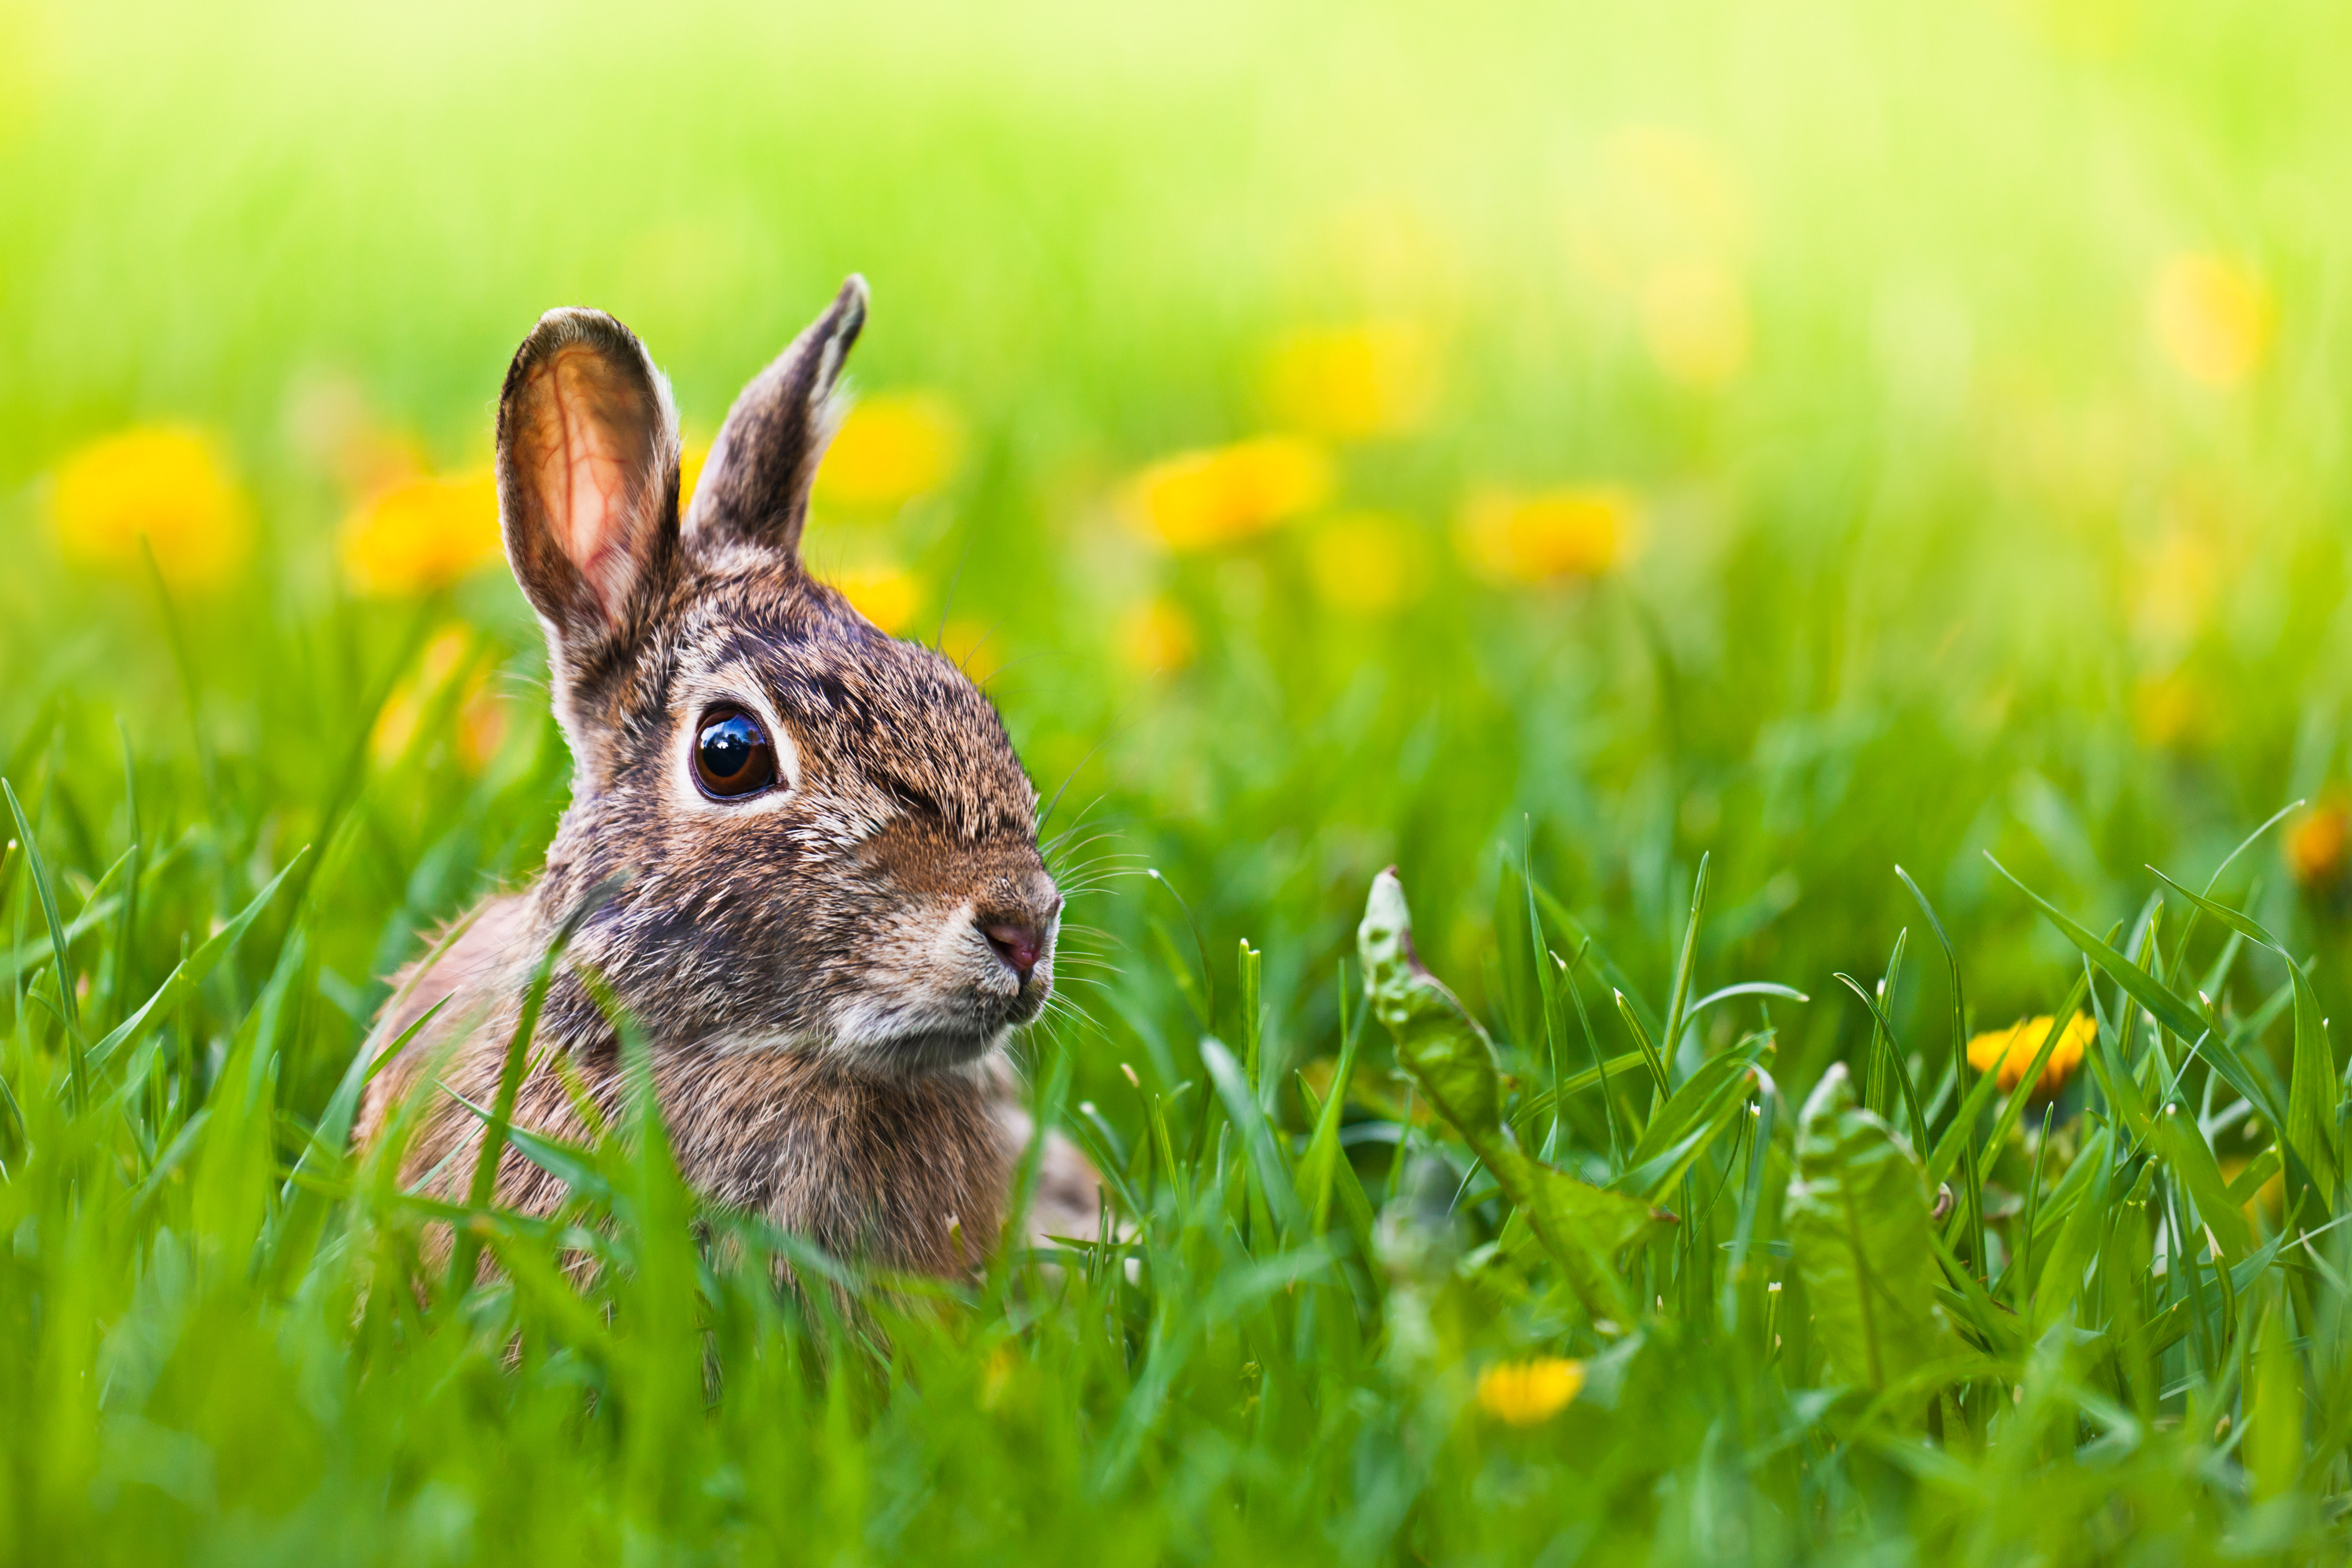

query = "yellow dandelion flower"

[
  {"left": 2286, "top": 797, "right": 2352, "bottom": 893},
  {"left": 1130, "top": 436, "right": 1334, "bottom": 552},
  {"left": 826, "top": 562, "right": 922, "bottom": 633},
  {"left": 1457, "top": 487, "right": 1634, "bottom": 584},
  {"left": 2150, "top": 254, "right": 2272, "bottom": 388},
  {"left": 1639, "top": 260, "right": 1750, "bottom": 388},
  {"left": 370, "top": 627, "right": 508, "bottom": 773},
  {"left": 1476, "top": 1358, "right": 1585, "bottom": 1425},
  {"left": 939, "top": 618, "right": 1006, "bottom": 683},
  {"left": 1262, "top": 322, "right": 1437, "bottom": 440},
  {"left": 1965, "top": 1013, "right": 2093, "bottom": 1097},
  {"left": 50, "top": 425, "right": 250, "bottom": 591},
  {"left": 1116, "top": 597, "right": 1197, "bottom": 676},
  {"left": 815, "top": 392, "right": 963, "bottom": 509},
  {"left": 340, "top": 471, "right": 502, "bottom": 597},
  {"left": 1305, "top": 511, "right": 1426, "bottom": 615}
]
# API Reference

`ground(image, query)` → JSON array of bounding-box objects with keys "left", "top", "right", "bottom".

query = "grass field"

[{"left": 7, "top": 0, "right": 2352, "bottom": 1560}]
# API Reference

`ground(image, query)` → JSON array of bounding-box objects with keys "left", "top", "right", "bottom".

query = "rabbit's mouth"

[
  {"left": 820, "top": 948, "right": 1053, "bottom": 1076},
  {"left": 825, "top": 1000, "right": 1044, "bottom": 1076}
]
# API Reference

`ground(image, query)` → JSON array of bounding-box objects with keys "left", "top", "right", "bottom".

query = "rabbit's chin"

[
  {"left": 810, "top": 983, "right": 1052, "bottom": 1077},
  {"left": 845, "top": 1024, "right": 1012, "bottom": 1077}
]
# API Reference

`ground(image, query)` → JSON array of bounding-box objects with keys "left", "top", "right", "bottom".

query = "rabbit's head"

[{"left": 497, "top": 279, "right": 1059, "bottom": 1074}]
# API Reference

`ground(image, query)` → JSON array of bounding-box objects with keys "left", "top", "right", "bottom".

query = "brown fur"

[{"left": 355, "top": 280, "right": 1098, "bottom": 1276}]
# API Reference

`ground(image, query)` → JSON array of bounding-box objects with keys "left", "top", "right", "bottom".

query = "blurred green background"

[
  {"left": 5, "top": 0, "right": 2352, "bottom": 1099},
  {"left": 13, "top": 3, "right": 2352, "bottom": 1561}
]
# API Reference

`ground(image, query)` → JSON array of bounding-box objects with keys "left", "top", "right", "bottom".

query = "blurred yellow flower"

[
  {"left": 2218, "top": 1156, "right": 2286, "bottom": 1225},
  {"left": 340, "top": 471, "right": 502, "bottom": 596},
  {"left": 50, "top": 425, "right": 250, "bottom": 591},
  {"left": 1117, "top": 597, "right": 1197, "bottom": 675},
  {"left": 1966, "top": 1013, "right": 2092, "bottom": 1096},
  {"left": 1263, "top": 322, "right": 1437, "bottom": 440},
  {"left": 939, "top": 618, "right": 1006, "bottom": 683},
  {"left": 370, "top": 626, "right": 507, "bottom": 773},
  {"left": 1603, "top": 125, "right": 1748, "bottom": 260},
  {"left": 979, "top": 1344, "right": 1017, "bottom": 1412},
  {"left": 679, "top": 435, "right": 713, "bottom": 514},
  {"left": 2286, "top": 797, "right": 2351, "bottom": 893},
  {"left": 2150, "top": 254, "right": 2271, "bottom": 388},
  {"left": 1476, "top": 1358, "right": 1585, "bottom": 1425},
  {"left": 827, "top": 562, "right": 922, "bottom": 633},
  {"left": 1639, "top": 260, "right": 1750, "bottom": 388},
  {"left": 816, "top": 392, "right": 963, "bottom": 509},
  {"left": 2132, "top": 669, "right": 2210, "bottom": 751},
  {"left": 1130, "top": 436, "right": 1334, "bottom": 552},
  {"left": 1457, "top": 487, "right": 1634, "bottom": 584},
  {"left": 2133, "top": 528, "right": 2217, "bottom": 650},
  {"left": 1305, "top": 511, "right": 1426, "bottom": 614}
]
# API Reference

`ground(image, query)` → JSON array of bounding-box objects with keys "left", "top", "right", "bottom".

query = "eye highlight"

[{"left": 692, "top": 708, "right": 778, "bottom": 799}]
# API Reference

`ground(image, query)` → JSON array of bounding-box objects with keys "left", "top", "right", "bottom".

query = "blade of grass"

[
  {"left": 1986, "top": 854, "right": 2286, "bottom": 1132},
  {"left": 449, "top": 872, "right": 626, "bottom": 1293},
  {"left": 85, "top": 849, "right": 311, "bottom": 1075},
  {"left": 1722, "top": 1073, "right": 1777, "bottom": 1330},
  {"left": 111, "top": 719, "right": 139, "bottom": 1025},
  {"left": 1657, "top": 852, "right": 1711, "bottom": 1080},
  {"left": 1615, "top": 989, "right": 1671, "bottom": 1109},
  {"left": 1833, "top": 971, "right": 1928, "bottom": 1155},
  {"left": 1902, "top": 861, "right": 1986, "bottom": 1271},
  {"left": 1927, "top": 968, "right": 2088, "bottom": 1189},
  {"left": 1561, "top": 941, "right": 1625, "bottom": 1169},
  {"left": 1203, "top": 1036, "right": 1305, "bottom": 1238},
  {"left": 2145, "top": 865, "right": 2341, "bottom": 1201},
  {"left": 4, "top": 778, "right": 80, "bottom": 1055},
  {"left": 1298, "top": 961, "right": 1365, "bottom": 1235},
  {"left": 1522, "top": 828, "right": 1564, "bottom": 1154},
  {"left": 2166, "top": 800, "right": 2300, "bottom": 982},
  {"left": 1532, "top": 883, "right": 1661, "bottom": 1040}
]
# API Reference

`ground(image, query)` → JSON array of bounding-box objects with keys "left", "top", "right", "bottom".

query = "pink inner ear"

[{"left": 533, "top": 346, "right": 651, "bottom": 628}]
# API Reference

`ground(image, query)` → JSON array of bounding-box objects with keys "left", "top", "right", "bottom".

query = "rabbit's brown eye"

[{"left": 693, "top": 709, "right": 777, "bottom": 799}]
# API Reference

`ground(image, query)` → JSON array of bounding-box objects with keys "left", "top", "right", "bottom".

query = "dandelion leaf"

[
  {"left": 1360, "top": 869, "right": 1653, "bottom": 1322},
  {"left": 1785, "top": 1063, "right": 1961, "bottom": 1398}
]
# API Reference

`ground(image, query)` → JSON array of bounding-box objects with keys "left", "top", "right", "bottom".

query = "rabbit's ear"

[
  {"left": 683, "top": 275, "right": 867, "bottom": 563},
  {"left": 498, "top": 308, "right": 679, "bottom": 688}
]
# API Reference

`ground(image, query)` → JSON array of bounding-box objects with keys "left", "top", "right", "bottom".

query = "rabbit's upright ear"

[
  {"left": 497, "top": 309, "right": 680, "bottom": 670},
  {"left": 683, "top": 275, "right": 868, "bottom": 564}
]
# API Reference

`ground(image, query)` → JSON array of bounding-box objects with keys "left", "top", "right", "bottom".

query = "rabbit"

[{"left": 353, "top": 278, "right": 1101, "bottom": 1278}]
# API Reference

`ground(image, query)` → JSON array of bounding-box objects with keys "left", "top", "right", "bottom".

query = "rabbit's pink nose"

[{"left": 982, "top": 922, "right": 1046, "bottom": 982}]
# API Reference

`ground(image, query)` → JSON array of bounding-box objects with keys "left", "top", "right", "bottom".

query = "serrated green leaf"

[
  {"left": 1784, "top": 1063, "right": 1961, "bottom": 1401},
  {"left": 1360, "top": 869, "right": 1656, "bottom": 1321}
]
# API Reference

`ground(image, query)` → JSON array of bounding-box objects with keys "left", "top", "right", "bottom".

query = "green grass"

[{"left": 7, "top": 0, "right": 2352, "bottom": 1560}]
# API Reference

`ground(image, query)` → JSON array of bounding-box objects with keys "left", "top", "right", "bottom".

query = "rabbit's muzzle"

[
  {"left": 957, "top": 866, "right": 1062, "bottom": 1016},
  {"left": 828, "top": 830, "right": 1061, "bottom": 1073}
]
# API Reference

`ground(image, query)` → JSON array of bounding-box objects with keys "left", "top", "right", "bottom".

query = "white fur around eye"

[{"left": 767, "top": 721, "right": 803, "bottom": 792}]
